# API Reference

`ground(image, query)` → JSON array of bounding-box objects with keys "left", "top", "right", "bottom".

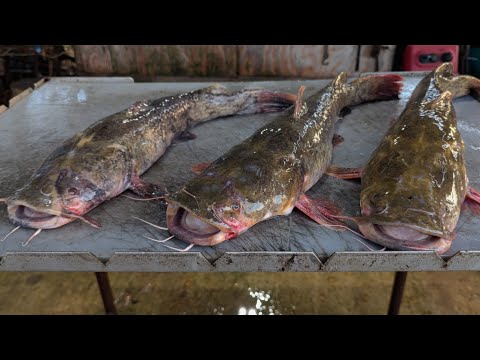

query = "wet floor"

[{"left": 0, "top": 272, "right": 479, "bottom": 314}]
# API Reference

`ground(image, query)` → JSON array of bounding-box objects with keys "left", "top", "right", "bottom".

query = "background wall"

[{"left": 74, "top": 45, "right": 396, "bottom": 79}]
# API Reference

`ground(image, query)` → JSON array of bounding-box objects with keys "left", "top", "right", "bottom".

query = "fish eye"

[
  {"left": 68, "top": 187, "right": 79, "bottom": 196},
  {"left": 232, "top": 203, "right": 240, "bottom": 211}
]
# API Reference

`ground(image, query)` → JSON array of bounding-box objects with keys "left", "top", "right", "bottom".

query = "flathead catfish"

[
  {"left": 2, "top": 85, "right": 296, "bottom": 232},
  {"left": 335, "top": 63, "right": 480, "bottom": 254},
  {"left": 165, "top": 73, "right": 403, "bottom": 246}
]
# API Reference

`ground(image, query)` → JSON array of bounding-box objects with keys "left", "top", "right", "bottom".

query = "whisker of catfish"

[
  {"left": 134, "top": 216, "right": 169, "bottom": 230},
  {"left": 1, "top": 226, "right": 20, "bottom": 242}
]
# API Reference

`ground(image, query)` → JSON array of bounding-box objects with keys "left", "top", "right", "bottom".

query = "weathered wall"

[
  {"left": 75, "top": 45, "right": 396, "bottom": 78},
  {"left": 237, "top": 45, "right": 358, "bottom": 77}
]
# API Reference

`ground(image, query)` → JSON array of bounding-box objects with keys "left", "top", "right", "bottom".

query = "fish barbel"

[
  {"left": 330, "top": 63, "right": 480, "bottom": 254},
  {"left": 3, "top": 85, "right": 296, "bottom": 231},
  {"left": 165, "top": 73, "right": 403, "bottom": 245}
]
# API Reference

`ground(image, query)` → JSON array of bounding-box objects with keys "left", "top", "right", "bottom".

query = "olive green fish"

[
  {"left": 331, "top": 63, "right": 480, "bottom": 254},
  {"left": 165, "top": 73, "right": 403, "bottom": 246}
]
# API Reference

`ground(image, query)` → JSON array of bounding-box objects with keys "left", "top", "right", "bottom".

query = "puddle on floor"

[{"left": 0, "top": 272, "right": 479, "bottom": 314}]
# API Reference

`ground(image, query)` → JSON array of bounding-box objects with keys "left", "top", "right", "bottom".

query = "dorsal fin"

[
  {"left": 207, "top": 83, "right": 229, "bottom": 95},
  {"left": 293, "top": 86, "right": 306, "bottom": 120},
  {"left": 332, "top": 72, "right": 348, "bottom": 89},
  {"left": 434, "top": 62, "right": 454, "bottom": 81}
]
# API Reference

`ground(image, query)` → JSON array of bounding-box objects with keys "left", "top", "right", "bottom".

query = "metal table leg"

[
  {"left": 94, "top": 272, "right": 118, "bottom": 315},
  {"left": 387, "top": 271, "right": 408, "bottom": 315}
]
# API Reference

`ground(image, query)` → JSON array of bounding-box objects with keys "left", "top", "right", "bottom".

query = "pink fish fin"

[
  {"left": 80, "top": 214, "right": 102, "bottom": 229},
  {"left": 129, "top": 173, "right": 167, "bottom": 199},
  {"left": 368, "top": 74, "right": 404, "bottom": 100},
  {"left": 463, "top": 186, "right": 480, "bottom": 216},
  {"left": 332, "top": 134, "right": 344, "bottom": 147},
  {"left": 293, "top": 86, "right": 306, "bottom": 120},
  {"left": 172, "top": 130, "right": 196, "bottom": 144},
  {"left": 191, "top": 161, "right": 212, "bottom": 175},
  {"left": 295, "top": 201, "right": 379, "bottom": 249},
  {"left": 254, "top": 91, "right": 297, "bottom": 113},
  {"left": 294, "top": 194, "right": 348, "bottom": 231},
  {"left": 325, "top": 165, "right": 363, "bottom": 179}
]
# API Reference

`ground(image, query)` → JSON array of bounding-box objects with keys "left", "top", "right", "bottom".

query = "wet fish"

[
  {"left": 331, "top": 63, "right": 480, "bottom": 254},
  {"left": 165, "top": 73, "right": 403, "bottom": 245},
  {"left": 3, "top": 85, "right": 296, "bottom": 230}
]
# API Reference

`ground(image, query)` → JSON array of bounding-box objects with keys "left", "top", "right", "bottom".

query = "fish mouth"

[
  {"left": 7, "top": 203, "right": 73, "bottom": 229},
  {"left": 358, "top": 222, "right": 452, "bottom": 254},
  {"left": 166, "top": 204, "right": 232, "bottom": 246}
]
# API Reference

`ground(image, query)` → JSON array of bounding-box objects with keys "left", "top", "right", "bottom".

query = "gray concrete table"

[{"left": 1, "top": 74, "right": 479, "bottom": 314}]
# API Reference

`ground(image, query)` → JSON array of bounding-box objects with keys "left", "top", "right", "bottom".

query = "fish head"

[
  {"left": 54, "top": 168, "right": 106, "bottom": 215},
  {"left": 358, "top": 179, "right": 460, "bottom": 254},
  {"left": 210, "top": 190, "right": 263, "bottom": 235},
  {"left": 166, "top": 170, "right": 269, "bottom": 246},
  {"left": 7, "top": 168, "right": 105, "bottom": 229}
]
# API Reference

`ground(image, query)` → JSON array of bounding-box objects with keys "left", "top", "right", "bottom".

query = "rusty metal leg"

[
  {"left": 95, "top": 272, "right": 118, "bottom": 315},
  {"left": 388, "top": 272, "right": 408, "bottom": 315}
]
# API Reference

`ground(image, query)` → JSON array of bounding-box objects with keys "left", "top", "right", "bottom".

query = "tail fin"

[
  {"left": 232, "top": 90, "right": 297, "bottom": 115},
  {"left": 346, "top": 74, "right": 403, "bottom": 106},
  {"left": 204, "top": 84, "right": 297, "bottom": 113},
  {"left": 435, "top": 62, "right": 480, "bottom": 100},
  {"left": 249, "top": 90, "right": 297, "bottom": 114},
  {"left": 190, "top": 86, "right": 296, "bottom": 124}
]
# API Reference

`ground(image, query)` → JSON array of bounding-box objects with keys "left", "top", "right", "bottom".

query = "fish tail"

[
  {"left": 192, "top": 85, "right": 296, "bottom": 122},
  {"left": 237, "top": 90, "right": 297, "bottom": 114},
  {"left": 447, "top": 75, "right": 480, "bottom": 101},
  {"left": 435, "top": 62, "right": 480, "bottom": 100},
  {"left": 346, "top": 74, "right": 403, "bottom": 106},
  {"left": 441, "top": 75, "right": 480, "bottom": 101}
]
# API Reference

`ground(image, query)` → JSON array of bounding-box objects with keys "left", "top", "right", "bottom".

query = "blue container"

[{"left": 469, "top": 47, "right": 480, "bottom": 77}]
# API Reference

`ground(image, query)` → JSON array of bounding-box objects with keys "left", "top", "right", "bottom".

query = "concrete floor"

[{"left": 0, "top": 272, "right": 479, "bottom": 314}]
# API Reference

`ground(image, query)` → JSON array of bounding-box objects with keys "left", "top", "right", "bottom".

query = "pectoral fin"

[
  {"left": 463, "top": 186, "right": 480, "bottom": 215},
  {"left": 294, "top": 194, "right": 347, "bottom": 231},
  {"left": 338, "top": 107, "right": 351, "bottom": 118},
  {"left": 129, "top": 173, "right": 166, "bottom": 198},
  {"left": 172, "top": 130, "right": 197, "bottom": 144},
  {"left": 332, "top": 134, "right": 344, "bottom": 147},
  {"left": 191, "top": 162, "right": 212, "bottom": 175}
]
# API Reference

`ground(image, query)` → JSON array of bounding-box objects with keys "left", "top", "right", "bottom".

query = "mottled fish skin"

[
  {"left": 5, "top": 85, "right": 296, "bottom": 229},
  {"left": 167, "top": 73, "right": 403, "bottom": 245},
  {"left": 359, "top": 63, "right": 480, "bottom": 253}
]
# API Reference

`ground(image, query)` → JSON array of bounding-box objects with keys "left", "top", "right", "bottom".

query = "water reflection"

[
  {"left": 236, "top": 287, "right": 282, "bottom": 315},
  {"left": 238, "top": 307, "right": 256, "bottom": 315},
  {"left": 213, "top": 307, "right": 225, "bottom": 315},
  {"left": 77, "top": 89, "right": 87, "bottom": 103}
]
